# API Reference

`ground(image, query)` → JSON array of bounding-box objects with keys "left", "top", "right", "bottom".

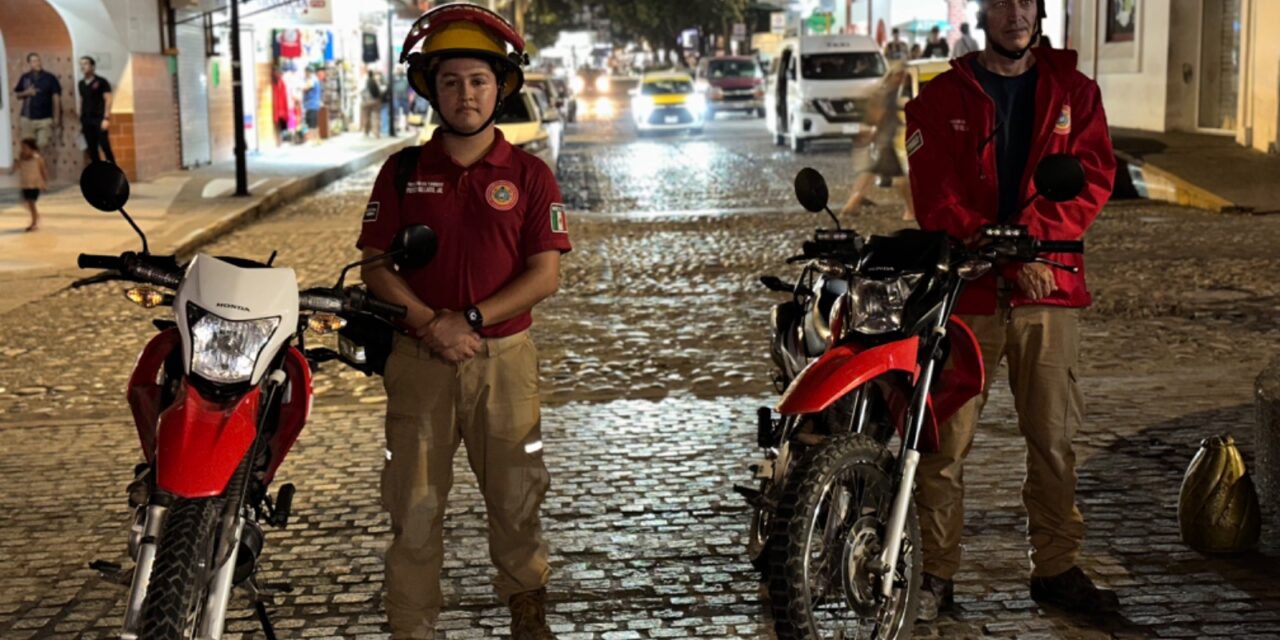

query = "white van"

[{"left": 765, "top": 34, "right": 888, "bottom": 153}]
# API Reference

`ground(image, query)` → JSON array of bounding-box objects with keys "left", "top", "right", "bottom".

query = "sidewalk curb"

[
  {"left": 166, "top": 138, "right": 414, "bottom": 259},
  {"left": 0, "top": 138, "right": 413, "bottom": 315},
  {"left": 1115, "top": 150, "right": 1242, "bottom": 214}
]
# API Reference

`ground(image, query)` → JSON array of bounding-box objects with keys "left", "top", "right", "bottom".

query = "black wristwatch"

[{"left": 464, "top": 306, "right": 484, "bottom": 331}]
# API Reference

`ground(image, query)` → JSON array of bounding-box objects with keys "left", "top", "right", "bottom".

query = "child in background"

[{"left": 12, "top": 138, "right": 48, "bottom": 232}]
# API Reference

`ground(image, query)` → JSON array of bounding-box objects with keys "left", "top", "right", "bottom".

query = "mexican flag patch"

[{"left": 550, "top": 203, "right": 568, "bottom": 234}]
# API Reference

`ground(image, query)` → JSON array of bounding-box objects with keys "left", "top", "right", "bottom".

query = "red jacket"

[{"left": 904, "top": 49, "right": 1115, "bottom": 315}]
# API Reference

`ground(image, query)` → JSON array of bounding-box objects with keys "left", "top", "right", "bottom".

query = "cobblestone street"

[{"left": 2, "top": 97, "right": 1280, "bottom": 639}]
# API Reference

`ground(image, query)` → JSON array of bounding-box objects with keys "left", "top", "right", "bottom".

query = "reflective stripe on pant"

[
  {"left": 917, "top": 304, "right": 1085, "bottom": 579},
  {"left": 381, "top": 331, "right": 551, "bottom": 639}
]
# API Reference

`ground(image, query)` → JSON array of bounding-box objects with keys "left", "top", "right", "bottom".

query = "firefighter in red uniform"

[
  {"left": 904, "top": 0, "right": 1120, "bottom": 622},
  {"left": 356, "top": 4, "right": 570, "bottom": 638}
]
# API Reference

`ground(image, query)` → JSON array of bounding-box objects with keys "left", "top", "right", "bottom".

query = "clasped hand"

[{"left": 413, "top": 309, "right": 481, "bottom": 363}]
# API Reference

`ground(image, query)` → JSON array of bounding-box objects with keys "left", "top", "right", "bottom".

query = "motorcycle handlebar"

[
  {"left": 78, "top": 252, "right": 182, "bottom": 289},
  {"left": 300, "top": 288, "right": 407, "bottom": 321},
  {"left": 77, "top": 253, "right": 122, "bottom": 271},
  {"left": 1036, "top": 240, "right": 1084, "bottom": 254},
  {"left": 362, "top": 296, "right": 407, "bottom": 320}
]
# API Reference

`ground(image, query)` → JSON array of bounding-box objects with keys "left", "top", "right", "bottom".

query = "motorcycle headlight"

[
  {"left": 848, "top": 273, "right": 924, "bottom": 335},
  {"left": 186, "top": 303, "right": 281, "bottom": 384}
]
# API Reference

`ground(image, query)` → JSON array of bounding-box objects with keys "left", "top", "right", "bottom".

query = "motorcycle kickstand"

[
  {"left": 246, "top": 578, "right": 291, "bottom": 640},
  {"left": 253, "top": 600, "right": 278, "bottom": 640}
]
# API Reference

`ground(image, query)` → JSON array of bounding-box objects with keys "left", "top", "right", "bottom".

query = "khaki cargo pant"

[
  {"left": 381, "top": 331, "right": 551, "bottom": 639},
  {"left": 19, "top": 117, "right": 54, "bottom": 151},
  {"left": 917, "top": 303, "right": 1086, "bottom": 580}
]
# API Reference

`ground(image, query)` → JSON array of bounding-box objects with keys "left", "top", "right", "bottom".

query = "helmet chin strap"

[{"left": 990, "top": 21, "right": 1041, "bottom": 61}]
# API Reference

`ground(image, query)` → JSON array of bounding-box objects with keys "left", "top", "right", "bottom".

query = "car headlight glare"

[
  {"left": 849, "top": 273, "right": 924, "bottom": 335},
  {"left": 594, "top": 75, "right": 610, "bottom": 93},
  {"left": 570, "top": 75, "right": 585, "bottom": 93},
  {"left": 187, "top": 303, "right": 280, "bottom": 384}
]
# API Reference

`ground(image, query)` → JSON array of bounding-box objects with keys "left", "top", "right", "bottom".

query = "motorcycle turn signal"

[
  {"left": 124, "top": 286, "right": 166, "bottom": 309},
  {"left": 307, "top": 313, "right": 348, "bottom": 335}
]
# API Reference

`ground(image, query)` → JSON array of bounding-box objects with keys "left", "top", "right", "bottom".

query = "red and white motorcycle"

[
  {"left": 747, "top": 157, "right": 1088, "bottom": 639},
  {"left": 74, "top": 162, "right": 434, "bottom": 639}
]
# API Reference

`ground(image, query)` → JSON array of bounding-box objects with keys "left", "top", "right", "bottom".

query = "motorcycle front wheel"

[
  {"left": 769, "top": 433, "right": 921, "bottom": 640},
  {"left": 139, "top": 497, "right": 222, "bottom": 639}
]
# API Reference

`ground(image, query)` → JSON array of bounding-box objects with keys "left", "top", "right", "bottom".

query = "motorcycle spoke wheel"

[{"left": 770, "top": 434, "right": 921, "bottom": 640}]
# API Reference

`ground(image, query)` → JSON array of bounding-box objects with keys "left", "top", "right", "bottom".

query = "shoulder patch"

[
  {"left": 550, "top": 203, "right": 568, "bottom": 234},
  {"left": 363, "top": 202, "right": 380, "bottom": 223},
  {"left": 906, "top": 130, "right": 924, "bottom": 157}
]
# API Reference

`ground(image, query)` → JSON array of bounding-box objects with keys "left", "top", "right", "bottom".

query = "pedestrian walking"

[
  {"left": 303, "top": 66, "right": 324, "bottom": 144},
  {"left": 840, "top": 62, "right": 914, "bottom": 221},
  {"left": 884, "top": 28, "right": 909, "bottom": 62},
  {"left": 77, "top": 56, "right": 115, "bottom": 164},
  {"left": 952, "top": 23, "right": 981, "bottom": 58},
  {"left": 905, "top": 0, "right": 1119, "bottom": 623},
  {"left": 362, "top": 69, "right": 384, "bottom": 138},
  {"left": 356, "top": 4, "right": 571, "bottom": 639},
  {"left": 13, "top": 53, "right": 63, "bottom": 153},
  {"left": 12, "top": 139, "right": 48, "bottom": 232},
  {"left": 922, "top": 26, "right": 951, "bottom": 58}
]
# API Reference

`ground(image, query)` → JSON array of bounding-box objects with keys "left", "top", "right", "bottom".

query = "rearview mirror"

[
  {"left": 1033, "top": 154, "right": 1086, "bottom": 203},
  {"left": 794, "top": 168, "right": 830, "bottom": 213},
  {"left": 80, "top": 161, "right": 130, "bottom": 212},
  {"left": 390, "top": 224, "right": 437, "bottom": 270}
]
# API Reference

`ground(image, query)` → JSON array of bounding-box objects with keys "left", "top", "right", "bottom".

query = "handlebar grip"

[
  {"left": 78, "top": 253, "right": 121, "bottom": 270},
  {"left": 133, "top": 263, "right": 181, "bottom": 289},
  {"left": 299, "top": 292, "right": 343, "bottom": 313},
  {"left": 363, "top": 296, "right": 407, "bottom": 320},
  {"left": 1037, "top": 240, "right": 1084, "bottom": 254}
]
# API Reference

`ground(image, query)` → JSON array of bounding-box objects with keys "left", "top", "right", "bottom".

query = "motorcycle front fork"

[
  {"left": 121, "top": 503, "right": 167, "bottom": 639},
  {"left": 873, "top": 348, "right": 941, "bottom": 598}
]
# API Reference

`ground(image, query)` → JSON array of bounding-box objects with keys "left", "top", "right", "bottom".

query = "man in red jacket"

[{"left": 904, "top": 0, "right": 1119, "bottom": 622}]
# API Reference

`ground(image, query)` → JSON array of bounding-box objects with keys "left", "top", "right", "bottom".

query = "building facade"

[{"left": 1070, "top": 0, "right": 1278, "bottom": 154}]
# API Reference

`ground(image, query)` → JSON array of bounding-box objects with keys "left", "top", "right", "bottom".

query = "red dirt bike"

[
  {"left": 745, "top": 156, "right": 1088, "bottom": 639},
  {"left": 73, "top": 162, "right": 434, "bottom": 639}
]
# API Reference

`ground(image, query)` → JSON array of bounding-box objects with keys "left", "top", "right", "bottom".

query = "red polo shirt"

[{"left": 357, "top": 128, "right": 572, "bottom": 338}]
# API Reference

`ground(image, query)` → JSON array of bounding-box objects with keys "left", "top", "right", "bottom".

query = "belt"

[{"left": 393, "top": 330, "right": 529, "bottom": 361}]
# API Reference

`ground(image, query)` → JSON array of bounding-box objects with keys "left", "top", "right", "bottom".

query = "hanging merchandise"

[
  {"left": 277, "top": 29, "right": 303, "bottom": 59},
  {"left": 363, "top": 32, "right": 379, "bottom": 64},
  {"left": 323, "top": 31, "right": 336, "bottom": 62}
]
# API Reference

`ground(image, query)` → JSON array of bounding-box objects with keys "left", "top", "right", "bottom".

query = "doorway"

[
  {"left": 1198, "top": 0, "right": 1242, "bottom": 132},
  {"left": 177, "top": 23, "right": 213, "bottom": 167}
]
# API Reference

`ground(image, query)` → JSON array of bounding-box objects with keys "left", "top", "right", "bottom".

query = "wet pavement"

[{"left": 2, "top": 85, "right": 1280, "bottom": 639}]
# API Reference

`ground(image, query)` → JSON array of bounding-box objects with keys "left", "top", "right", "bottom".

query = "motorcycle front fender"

[
  {"left": 155, "top": 383, "right": 260, "bottom": 498},
  {"left": 776, "top": 337, "right": 920, "bottom": 416}
]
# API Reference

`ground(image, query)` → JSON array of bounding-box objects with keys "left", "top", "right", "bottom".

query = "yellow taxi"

[{"left": 630, "top": 71, "right": 706, "bottom": 134}]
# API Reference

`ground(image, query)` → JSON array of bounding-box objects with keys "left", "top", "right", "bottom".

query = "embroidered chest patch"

[
  {"left": 1055, "top": 104, "right": 1072, "bottom": 135},
  {"left": 486, "top": 180, "right": 519, "bottom": 211}
]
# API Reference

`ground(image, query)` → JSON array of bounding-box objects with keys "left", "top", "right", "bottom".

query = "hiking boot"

[
  {"left": 1030, "top": 566, "right": 1120, "bottom": 614},
  {"left": 915, "top": 572, "right": 954, "bottom": 622},
  {"left": 508, "top": 587, "right": 556, "bottom": 640}
]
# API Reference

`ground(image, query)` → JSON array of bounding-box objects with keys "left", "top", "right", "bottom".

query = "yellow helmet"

[{"left": 400, "top": 2, "right": 527, "bottom": 102}]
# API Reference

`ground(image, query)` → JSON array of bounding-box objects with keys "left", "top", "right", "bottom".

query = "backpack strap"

[{"left": 393, "top": 144, "right": 423, "bottom": 208}]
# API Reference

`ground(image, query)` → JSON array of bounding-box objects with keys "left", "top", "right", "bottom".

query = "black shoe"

[
  {"left": 1030, "top": 566, "right": 1120, "bottom": 614},
  {"left": 916, "top": 572, "right": 955, "bottom": 622}
]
